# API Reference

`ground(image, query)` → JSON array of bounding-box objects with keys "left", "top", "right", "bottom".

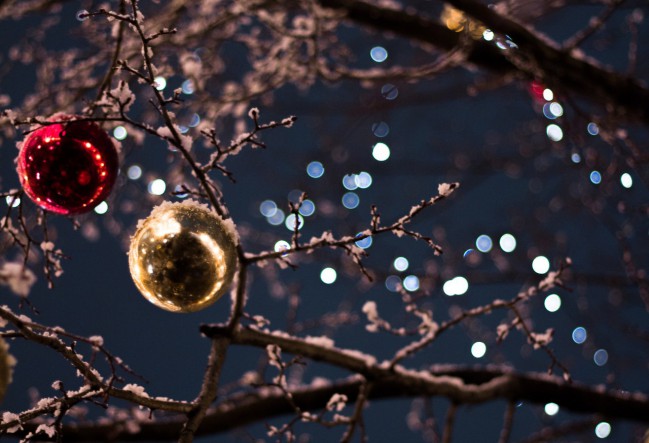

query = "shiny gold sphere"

[{"left": 128, "top": 201, "right": 238, "bottom": 313}]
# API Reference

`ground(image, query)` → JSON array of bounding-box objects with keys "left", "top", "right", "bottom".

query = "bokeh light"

[
  {"left": 259, "top": 200, "right": 277, "bottom": 217},
  {"left": 595, "top": 422, "right": 611, "bottom": 439},
  {"left": 471, "top": 342, "right": 486, "bottom": 358},
  {"left": 381, "top": 84, "right": 398, "bottom": 100},
  {"left": 544, "top": 402, "right": 559, "bottom": 416},
  {"left": 532, "top": 256, "right": 550, "bottom": 274},
  {"left": 148, "top": 179, "right": 166, "bottom": 195},
  {"left": 590, "top": 171, "right": 602, "bottom": 184},
  {"left": 443, "top": 276, "right": 469, "bottom": 296},
  {"left": 572, "top": 327, "right": 587, "bottom": 344},
  {"left": 594, "top": 349, "right": 608, "bottom": 366},
  {"left": 370, "top": 46, "right": 388, "bottom": 62},
  {"left": 320, "top": 267, "right": 337, "bottom": 284},
  {"left": 342, "top": 192, "right": 360, "bottom": 209},
  {"left": 403, "top": 275, "right": 420, "bottom": 292},
  {"left": 355, "top": 233, "right": 372, "bottom": 249},
  {"left": 299, "top": 200, "right": 316, "bottom": 216},
  {"left": 113, "top": 126, "right": 127, "bottom": 140},
  {"left": 284, "top": 213, "right": 304, "bottom": 231},
  {"left": 127, "top": 165, "right": 142, "bottom": 180},
  {"left": 620, "top": 173, "right": 632, "bottom": 188},
  {"left": 372, "top": 142, "right": 391, "bottom": 161},
  {"left": 385, "top": 275, "right": 401, "bottom": 292},
  {"left": 499, "top": 233, "right": 516, "bottom": 252},
  {"left": 93, "top": 201, "right": 108, "bottom": 215},
  {"left": 546, "top": 124, "right": 563, "bottom": 141},
  {"left": 393, "top": 257, "right": 409, "bottom": 271},
  {"left": 307, "top": 161, "right": 325, "bottom": 178},
  {"left": 476, "top": 234, "right": 493, "bottom": 252},
  {"left": 544, "top": 294, "right": 561, "bottom": 312}
]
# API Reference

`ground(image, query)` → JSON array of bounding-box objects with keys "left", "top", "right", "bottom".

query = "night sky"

[{"left": 1, "top": 1, "right": 648, "bottom": 442}]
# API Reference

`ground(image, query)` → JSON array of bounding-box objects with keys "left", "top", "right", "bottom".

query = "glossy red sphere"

[{"left": 17, "top": 117, "right": 119, "bottom": 215}]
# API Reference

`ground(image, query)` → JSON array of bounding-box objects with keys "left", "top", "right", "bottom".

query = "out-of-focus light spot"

[
  {"left": 259, "top": 200, "right": 277, "bottom": 217},
  {"left": 320, "top": 267, "right": 337, "bottom": 284},
  {"left": 372, "top": 142, "right": 390, "bottom": 161},
  {"left": 299, "top": 199, "right": 315, "bottom": 216},
  {"left": 372, "top": 121, "right": 389, "bottom": 137},
  {"left": 543, "top": 403, "right": 559, "bottom": 416},
  {"left": 154, "top": 76, "right": 166, "bottom": 91},
  {"left": 620, "top": 173, "right": 633, "bottom": 189},
  {"left": 543, "top": 89, "right": 554, "bottom": 101},
  {"left": 463, "top": 249, "right": 474, "bottom": 258},
  {"left": 342, "top": 192, "right": 360, "bottom": 209},
  {"left": 181, "top": 79, "right": 195, "bottom": 94},
  {"left": 532, "top": 256, "right": 550, "bottom": 274},
  {"left": 189, "top": 113, "right": 201, "bottom": 128},
  {"left": 5, "top": 196, "right": 20, "bottom": 208},
  {"left": 370, "top": 46, "right": 388, "bottom": 62},
  {"left": 307, "top": 161, "right": 324, "bottom": 178},
  {"left": 549, "top": 102, "right": 563, "bottom": 117},
  {"left": 471, "top": 342, "right": 486, "bottom": 358},
  {"left": 546, "top": 124, "right": 563, "bottom": 142},
  {"left": 381, "top": 84, "right": 398, "bottom": 100},
  {"left": 385, "top": 275, "right": 401, "bottom": 292},
  {"left": 174, "top": 185, "right": 188, "bottom": 199},
  {"left": 355, "top": 171, "right": 372, "bottom": 189},
  {"left": 342, "top": 174, "right": 358, "bottom": 190},
  {"left": 94, "top": 201, "right": 108, "bottom": 215},
  {"left": 476, "top": 234, "right": 493, "bottom": 253},
  {"left": 443, "top": 276, "right": 469, "bottom": 296},
  {"left": 267, "top": 208, "right": 285, "bottom": 226},
  {"left": 595, "top": 422, "right": 611, "bottom": 439},
  {"left": 76, "top": 10, "right": 89, "bottom": 21},
  {"left": 572, "top": 327, "right": 587, "bottom": 344},
  {"left": 274, "top": 240, "right": 290, "bottom": 254},
  {"left": 542, "top": 103, "right": 557, "bottom": 120},
  {"left": 403, "top": 275, "right": 420, "bottom": 292},
  {"left": 544, "top": 293, "right": 561, "bottom": 312},
  {"left": 394, "top": 257, "right": 409, "bottom": 272},
  {"left": 499, "top": 233, "right": 516, "bottom": 253},
  {"left": 113, "top": 126, "right": 127, "bottom": 140},
  {"left": 285, "top": 213, "right": 304, "bottom": 231},
  {"left": 587, "top": 122, "right": 599, "bottom": 136},
  {"left": 544, "top": 402, "right": 559, "bottom": 416},
  {"left": 178, "top": 125, "right": 189, "bottom": 134},
  {"left": 594, "top": 349, "right": 608, "bottom": 366},
  {"left": 483, "top": 29, "right": 494, "bottom": 41},
  {"left": 127, "top": 165, "right": 142, "bottom": 180},
  {"left": 590, "top": 170, "right": 602, "bottom": 184},
  {"left": 355, "top": 233, "right": 372, "bottom": 249},
  {"left": 571, "top": 153, "right": 581, "bottom": 163},
  {"left": 148, "top": 179, "right": 166, "bottom": 195}
]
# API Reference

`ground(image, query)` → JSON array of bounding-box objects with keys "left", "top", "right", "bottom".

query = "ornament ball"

[
  {"left": 17, "top": 115, "right": 119, "bottom": 215},
  {"left": 128, "top": 201, "right": 238, "bottom": 313}
]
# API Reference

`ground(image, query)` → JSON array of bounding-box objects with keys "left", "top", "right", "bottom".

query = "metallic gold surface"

[{"left": 128, "top": 202, "right": 237, "bottom": 312}]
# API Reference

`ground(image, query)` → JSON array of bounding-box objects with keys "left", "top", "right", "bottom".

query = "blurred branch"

[{"left": 317, "top": 0, "right": 649, "bottom": 124}]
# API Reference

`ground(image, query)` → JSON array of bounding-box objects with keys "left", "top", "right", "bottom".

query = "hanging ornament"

[
  {"left": 128, "top": 201, "right": 238, "bottom": 313},
  {"left": 0, "top": 336, "right": 15, "bottom": 404},
  {"left": 17, "top": 115, "right": 119, "bottom": 215}
]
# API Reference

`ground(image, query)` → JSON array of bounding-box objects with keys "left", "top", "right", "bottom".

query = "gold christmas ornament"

[
  {"left": 0, "top": 336, "right": 15, "bottom": 403},
  {"left": 128, "top": 201, "right": 238, "bottom": 313}
]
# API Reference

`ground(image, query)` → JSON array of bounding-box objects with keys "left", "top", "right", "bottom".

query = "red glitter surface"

[{"left": 17, "top": 117, "right": 119, "bottom": 215}]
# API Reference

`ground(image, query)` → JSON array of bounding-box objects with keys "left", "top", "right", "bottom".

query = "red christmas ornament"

[{"left": 17, "top": 116, "right": 119, "bottom": 215}]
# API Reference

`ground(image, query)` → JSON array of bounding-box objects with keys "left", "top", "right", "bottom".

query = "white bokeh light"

[
  {"left": 93, "top": 201, "right": 108, "bottom": 215},
  {"left": 595, "top": 422, "right": 611, "bottom": 439},
  {"left": 372, "top": 142, "right": 390, "bottom": 161},
  {"left": 620, "top": 173, "right": 633, "bottom": 189},
  {"left": 546, "top": 124, "right": 563, "bottom": 141},
  {"left": 544, "top": 294, "right": 561, "bottom": 312},
  {"left": 148, "top": 179, "right": 166, "bottom": 196},
  {"left": 532, "top": 256, "right": 550, "bottom": 274},
  {"left": 544, "top": 402, "right": 559, "bottom": 416},
  {"left": 471, "top": 342, "right": 486, "bottom": 358},
  {"left": 320, "top": 267, "right": 337, "bottom": 284},
  {"left": 499, "top": 233, "right": 516, "bottom": 253},
  {"left": 443, "top": 276, "right": 469, "bottom": 296}
]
